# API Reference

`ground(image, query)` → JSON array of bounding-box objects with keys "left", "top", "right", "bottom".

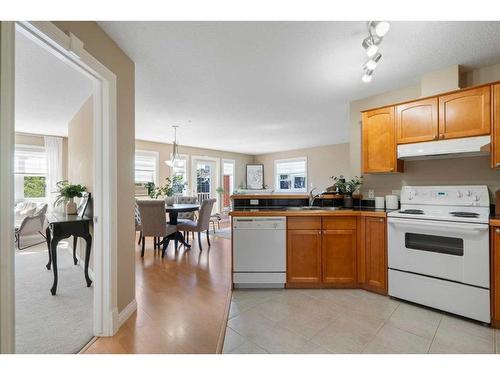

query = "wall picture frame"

[{"left": 246, "top": 164, "right": 264, "bottom": 190}]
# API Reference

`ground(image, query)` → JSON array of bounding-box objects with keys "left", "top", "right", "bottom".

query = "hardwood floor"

[{"left": 84, "top": 229, "right": 232, "bottom": 354}]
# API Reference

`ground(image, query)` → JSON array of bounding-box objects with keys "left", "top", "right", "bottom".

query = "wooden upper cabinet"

[
  {"left": 322, "top": 229, "right": 357, "bottom": 287},
  {"left": 363, "top": 217, "right": 387, "bottom": 295},
  {"left": 362, "top": 106, "right": 403, "bottom": 173},
  {"left": 493, "top": 84, "right": 500, "bottom": 169},
  {"left": 396, "top": 98, "right": 438, "bottom": 144},
  {"left": 286, "top": 228, "right": 322, "bottom": 286},
  {"left": 438, "top": 85, "right": 491, "bottom": 139}
]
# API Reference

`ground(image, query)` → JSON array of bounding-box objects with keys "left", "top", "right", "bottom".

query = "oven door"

[{"left": 388, "top": 217, "right": 489, "bottom": 288}]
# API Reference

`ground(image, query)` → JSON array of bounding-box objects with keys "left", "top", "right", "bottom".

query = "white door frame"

[
  {"left": 0, "top": 21, "right": 119, "bottom": 352},
  {"left": 191, "top": 155, "right": 220, "bottom": 211}
]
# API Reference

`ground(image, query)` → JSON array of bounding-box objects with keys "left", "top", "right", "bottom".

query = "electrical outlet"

[{"left": 368, "top": 189, "right": 375, "bottom": 199}]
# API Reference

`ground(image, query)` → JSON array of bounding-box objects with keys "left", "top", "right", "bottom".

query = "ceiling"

[
  {"left": 98, "top": 21, "right": 500, "bottom": 155},
  {"left": 15, "top": 30, "right": 93, "bottom": 137}
]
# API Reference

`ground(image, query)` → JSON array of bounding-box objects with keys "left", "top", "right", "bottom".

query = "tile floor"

[{"left": 222, "top": 289, "right": 500, "bottom": 354}]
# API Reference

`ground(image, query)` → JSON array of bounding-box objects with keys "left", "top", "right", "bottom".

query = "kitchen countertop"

[{"left": 230, "top": 207, "right": 391, "bottom": 218}]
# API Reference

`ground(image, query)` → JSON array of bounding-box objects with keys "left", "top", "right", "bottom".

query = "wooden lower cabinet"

[
  {"left": 322, "top": 229, "right": 357, "bottom": 287},
  {"left": 362, "top": 217, "right": 388, "bottom": 294},
  {"left": 492, "top": 225, "right": 500, "bottom": 328},
  {"left": 286, "top": 229, "right": 322, "bottom": 286}
]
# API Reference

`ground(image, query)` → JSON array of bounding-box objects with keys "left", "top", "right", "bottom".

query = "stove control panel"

[{"left": 400, "top": 186, "right": 489, "bottom": 207}]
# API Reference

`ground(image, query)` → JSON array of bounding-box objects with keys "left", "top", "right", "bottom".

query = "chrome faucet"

[{"left": 309, "top": 187, "right": 319, "bottom": 207}]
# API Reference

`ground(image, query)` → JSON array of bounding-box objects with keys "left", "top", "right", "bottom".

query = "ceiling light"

[
  {"left": 365, "top": 53, "right": 382, "bottom": 70},
  {"left": 362, "top": 37, "right": 379, "bottom": 57},
  {"left": 371, "top": 21, "right": 391, "bottom": 37},
  {"left": 165, "top": 125, "right": 180, "bottom": 167},
  {"left": 362, "top": 69, "right": 374, "bottom": 83}
]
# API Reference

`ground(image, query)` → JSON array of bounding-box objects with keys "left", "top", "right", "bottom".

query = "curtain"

[{"left": 44, "top": 136, "right": 63, "bottom": 210}]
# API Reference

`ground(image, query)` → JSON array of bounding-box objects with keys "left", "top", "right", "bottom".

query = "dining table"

[{"left": 163, "top": 203, "right": 200, "bottom": 250}]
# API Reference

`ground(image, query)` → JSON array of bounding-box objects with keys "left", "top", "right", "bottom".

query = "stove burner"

[
  {"left": 398, "top": 209, "right": 424, "bottom": 215},
  {"left": 449, "top": 211, "right": 480, "bottom": 218}
]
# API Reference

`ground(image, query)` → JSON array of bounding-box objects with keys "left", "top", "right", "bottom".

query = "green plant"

[
  {"left": 330, "top": 175, "right": 363, "bottom": 195},
  {"left": 155, "top": 175, "right": 185, "bottom": 198},
  {"left": 144, "top": 182, "right": 156, "bottom": 198},
  {"left": 53, "top": 180, "right": 87, "bottom": 207},
  {"left": 216, "top": 187, "right": 225, "bottom": 195}
]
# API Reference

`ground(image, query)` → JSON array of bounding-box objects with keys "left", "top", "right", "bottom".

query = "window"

[
  {"left": 15, "top": 145, "right": 47, "bottom": 202},
  {"left": 170, "top": 154, "right": 188, "bottom": 195},
  {"left": 274, "top": 157, "right": 307, "bottom": 192},
  {"left": 135, "top": 150, "right": 159, "bottom": 184}
]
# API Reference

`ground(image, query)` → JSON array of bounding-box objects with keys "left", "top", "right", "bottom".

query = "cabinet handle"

[
  {"left": 433, "top": 135, "right": 438, "bottom": 140},
  {"left": 440, "top": 134, "right": 445, "bottom": 139},
  {"left": 496, "top": 228, "right": 500, "bottom": 234},
  {"left": 379, "top": 219, "right": 384, "bottom": 222},
  {"left": 319, "top": 231, "right": 322, "bottom": 235},
  {"left": 496, "top": 163, "right": 500, "bottom": 168}
]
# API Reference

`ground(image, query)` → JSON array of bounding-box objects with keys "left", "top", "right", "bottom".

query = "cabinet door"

[
  {"left": 493, "top": 84, "right": 500, "bottom": 169},
  {"left": 396, "top": 98, "right": 438, "bottom": 144},
  {"left": 438, "top": 85, "right": 491, "bottom": 139},
  {"left": 362, "top": 106, "right": 403, "bottom": 173},
  {"left": 364, "top": 217, "right": 387, "bottom": 294},
  {"left": 322, "top": 229, "right": 357, "bottom": 287},
  {"left": 286, "top": 229, "right": 322, "bottom": 286},
  {"left": 492, "top": 226, "right": 500, "bottom": 328}
]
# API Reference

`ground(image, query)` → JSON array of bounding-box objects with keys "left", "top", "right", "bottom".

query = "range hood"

[{"left": 397, "top": 135, "right": 491, "bottom": 160}]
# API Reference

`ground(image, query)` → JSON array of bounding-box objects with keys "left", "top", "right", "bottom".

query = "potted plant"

[
  {"left": 144, "top": 182, "right": 156, "bottom": 199},
  {"left": 155, "top": 176, "right": 185, "bottom": 205},
  {"left": 330, "top": 175, "right": 363, "bottom": 208},
  {"left": 54, "top": 180, "right": 87, "bottom": 215}
]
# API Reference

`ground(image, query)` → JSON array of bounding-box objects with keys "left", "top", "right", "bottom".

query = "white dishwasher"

[{"left": 232, "top": 216, "right": 286, "bottom": 288}]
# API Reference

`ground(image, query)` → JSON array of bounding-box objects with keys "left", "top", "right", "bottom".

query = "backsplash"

[{"left": 361, "top": 156, "right": 500, "bottom": 201}]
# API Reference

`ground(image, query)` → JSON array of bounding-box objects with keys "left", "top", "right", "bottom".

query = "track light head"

[
  {"left": 365, "top": 52, "right": 382, "bottom": 70},
  {"left": 370, "top": 21, "right": 391, "bottom": 37},
  {"left": 362, "top": 37, "right": 379, "bottom": 57},
  {"left": 362, "top": 69, "right": 374, "bottom": 83}
]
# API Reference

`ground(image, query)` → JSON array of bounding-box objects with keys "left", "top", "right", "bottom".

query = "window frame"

[
  {"left": 274, "top": 157, "right": 308, "bottom": 193},
  {"left": 134, "top": 149, "right": 160, "bottom": 185},
  {"left": 169, "top": 153, "right": 189, "bottom": 195},
  {"left": 14, "top": 144, "right": 48, "bottom": 203}
]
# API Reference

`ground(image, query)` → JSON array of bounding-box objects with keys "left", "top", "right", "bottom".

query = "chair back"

[
  {"left": 134, "top": 201, "right": 142, "bottom": 229},
  {"left": 197, "top": 199, "right": 216, "bottom": 231},
  {"left": 137, "top": 200, "right": 169, "bottom": 237},
  {"left": 18, "top": 204, "right": 48, "bottom": 234},
  {"left": 177, "top": 196, "right": 198, "bottom": 220}
]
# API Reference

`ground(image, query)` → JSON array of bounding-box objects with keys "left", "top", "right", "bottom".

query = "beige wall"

[
  {"left": 53, "top": 22, "right": 135, "bottom": 313},
  {"left": 349, "top": 62, "right": 500, "bottom": 199},
  {"left": 135, "top": 139, "right": 254, "bottom": 193},
  {"left": 15, "top": 133, "right": 68, "bottom": 180},
  {"left": 68, "top": 96, "right": 93, "bottom": 193},
  {"left": 254, "top": 143, "right": 351, "bottom": 193},
  {"left": 67, "top": 96, "right": 94, "bottom": 267}
]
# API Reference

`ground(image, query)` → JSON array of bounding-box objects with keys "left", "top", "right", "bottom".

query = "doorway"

[
  {"left": 191, "top": 156, "right": 220, "bottom": 213},
  {"left": 0, "top": 21, "right": 118, "bottom": 353}
]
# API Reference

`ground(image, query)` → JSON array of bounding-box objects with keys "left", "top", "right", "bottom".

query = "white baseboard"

[{"left": 118, "top": 299, "right": 137, "bottom": 328}]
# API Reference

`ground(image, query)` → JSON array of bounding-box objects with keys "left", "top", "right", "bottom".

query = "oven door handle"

[{"left": 388, "top": 218, "right": 489, "bottom": 232}]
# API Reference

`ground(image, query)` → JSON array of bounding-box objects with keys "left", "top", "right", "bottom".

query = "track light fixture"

[{"left": 361, "top": 21, "right": 390, "bottom": 83}]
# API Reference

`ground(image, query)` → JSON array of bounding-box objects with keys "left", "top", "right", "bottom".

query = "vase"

[
  {"left": 66, "top": 197, "right": 77, "bottom": 215},
  {"left": 343, "top": 194, "right": 353, "bottom": 208},
  {"left": 165, "top": 196, "right": 175, "bottom": 206}
]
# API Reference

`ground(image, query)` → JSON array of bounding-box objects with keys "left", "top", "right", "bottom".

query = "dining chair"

[
  {"left": 134, "top": 201, "right": 142, "bottom": 245},
  {"left": 177, "top": 198, "right": 216, "bottom": 251},
  {"left": 137, "top": 200, "right": 177, "bottom": 257},
  {"left": 176, "top": 196, "right": 198, "bottom": 240}
]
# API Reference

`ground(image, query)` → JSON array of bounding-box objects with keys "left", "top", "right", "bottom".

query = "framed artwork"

[
  {"left": 77, "top": 192, "right": 93, "bottom": 218},
  {"left": 246, "top": 164, "right": 264, "bottom": 190}
]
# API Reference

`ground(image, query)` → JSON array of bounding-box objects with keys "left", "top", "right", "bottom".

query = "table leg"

[
  {"left": 73, "top": 236, "right": 78, "bottom": 265},
  {"left": 83, "top": 234, "right": 92, "bottom": 287},
  {"left": 46, "top": 227, "right": 52, "bottom": 270},
  {"left": 50, "top": 238, "right": 59, "bottom": 295},
  {"left": 161, "top": 236, "right": 170, "bottom": 258},
  {"left": 176, "top": 231, "right": 191, "bottom": 249}
]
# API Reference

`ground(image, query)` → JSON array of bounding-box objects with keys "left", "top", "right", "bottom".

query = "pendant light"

[{"left": 165, "top": 125, "right": 180, "bottom": 167}]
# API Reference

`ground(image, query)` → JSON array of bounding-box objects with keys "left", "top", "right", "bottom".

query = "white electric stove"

[{"left": 387, "top": 185, "right": 491, "bottom": 323}]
